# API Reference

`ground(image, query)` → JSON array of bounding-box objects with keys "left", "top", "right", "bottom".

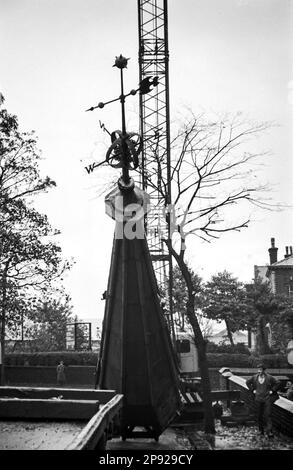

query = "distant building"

[
  {"left": 209, "top": 328, "right": 249, "bottom": 346},
  {"left": 254, "top": 237, "right": 293, "bottom": 350},
  {"left": 254, "top": 238, "right": 293, "bottom": 295}
]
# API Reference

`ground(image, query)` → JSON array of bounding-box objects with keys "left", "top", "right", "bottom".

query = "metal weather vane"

[{"left": 85, "top": 54, "right": 159, "bottom": 187}]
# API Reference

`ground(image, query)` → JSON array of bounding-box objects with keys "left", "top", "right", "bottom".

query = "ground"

[
  {"left": 0, "top": 420, "right": 85, "bottom": 450},
  {"left": 186, "top": 421, "right": 293, "bottom": 450},
  {"left": 107, "top": 427, "right": 192, "bottom": 450},
  {"left": 0, "top": 420, "right": 292, "bottom": 450},
  {"left": 107, "top": 421, "right": 293, "bottom": 451}
]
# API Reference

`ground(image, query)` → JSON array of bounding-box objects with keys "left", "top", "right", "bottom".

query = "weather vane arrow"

[{"left": 84, "top": 54, "right": 159, "bottom": 189}]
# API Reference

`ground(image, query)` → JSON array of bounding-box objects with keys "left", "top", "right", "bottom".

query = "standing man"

[
  {"left": 56, "top": 361, "right": 66, "bottom": 387},
  {"left": 246, "top": 363, "right": 280, "bottom": 437},
  {"left": 287, "top": 337, "right": 293, "bottom": 366},
  {"left": 285, "top": 381, "right": 293, "bottom": 401}
]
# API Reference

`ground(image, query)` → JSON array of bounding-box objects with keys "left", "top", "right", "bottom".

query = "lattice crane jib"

[{"left": 137, "top": 0, "right": 175, "bottom": 342}]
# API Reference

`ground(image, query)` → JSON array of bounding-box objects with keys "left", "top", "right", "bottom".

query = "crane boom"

[{"left": 137, "top": 0, "right": 175, "bottom": 345}]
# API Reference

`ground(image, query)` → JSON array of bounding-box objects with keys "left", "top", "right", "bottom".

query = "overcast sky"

[{"left": 1, "top": 0, "right": 292, "bottom": 324}]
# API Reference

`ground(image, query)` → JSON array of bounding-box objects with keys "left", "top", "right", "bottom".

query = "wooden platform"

[
  {"left": 0, "top": 387, "right": 124, "bottom": 450},
  {"left": 0, "top": 386, "right": 116, "bottom": 403},
  {"left": 0, "top": 398, "right": 100, "bottom": 420}
]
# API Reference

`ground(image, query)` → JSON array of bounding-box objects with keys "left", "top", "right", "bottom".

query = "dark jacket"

[
  {"left": 286, "top": 387, "right": 293, "bottom": 401},
  {"left": 56, "top": 363, "right": 66, "bottom": 383},
  {"left": 246, "top": 373, "right": 280, "bottom": 402}
]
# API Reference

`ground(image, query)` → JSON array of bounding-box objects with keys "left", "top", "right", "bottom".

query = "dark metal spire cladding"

[{"left": 90, "top": 56, "right": 181, "bottom": 441}]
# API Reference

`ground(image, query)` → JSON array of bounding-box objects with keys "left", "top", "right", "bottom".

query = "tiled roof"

[
  {"left": 270, "top": 255, "right": 293, "bottom": 267},
  {"left": 211, "top": 329, "right": 247, "bottom": 338}
]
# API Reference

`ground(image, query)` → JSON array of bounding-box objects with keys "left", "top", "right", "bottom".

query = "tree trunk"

[
  {"left": 187, "top": 301, "right": 215, "bottom": 434},
  {"left": 287, "top": 319, "right": 293, "bottom": 338},
  {"left": 0, "top": 269, "right": 8, "bottom": 385},
  {"left": 166, "top": 241, "right": 215, "bottom": 434},
  {"left": 247, "top": 327, "right": 252, "bottom": 348},
  {"left": 255, "top": 315, "right": 270, "bottom": 355},
  {"left": 224, "top": 318, "right": 234, "bottom": 346}
]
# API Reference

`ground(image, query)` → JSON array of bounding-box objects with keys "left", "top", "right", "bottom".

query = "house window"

[{"left": 288, "top": 277, "right": 293, "bottom": 297}]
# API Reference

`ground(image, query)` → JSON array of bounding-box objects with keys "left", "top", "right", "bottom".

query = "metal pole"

[
  {"left": 21, "top": 311, "right": 24, "bottom": 342},
  {"left": 89, "top": 323, "right": 92, "bottom": 351},
  {"left": 137, "top": 0, "right": 146, "bottom": 190},
  {"left": 120, "top": 68, "right": 130, "bottom": 185},
  {"left": 120, "top": 68, "right": 126, "bottom": 136},
  {"left": 0, "top": 331, "right": 3, "bottom": 386},
  {"left": 163, "top": 0, "right": 176, "bottom": 351}
]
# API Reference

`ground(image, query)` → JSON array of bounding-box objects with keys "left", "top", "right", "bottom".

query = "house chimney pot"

[
  {"left": 268, "top": 237, "right": 278, "bottom": 264},
  {"left": 285, "top": 246, "right": 290, "bottom": 258},
  {"left": 290, "top": 246, "right": 293, "bottom": 256}
]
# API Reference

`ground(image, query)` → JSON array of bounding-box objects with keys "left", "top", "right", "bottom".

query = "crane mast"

[{"left": 137, "top": 0, "right": 175, "bottom": 344}]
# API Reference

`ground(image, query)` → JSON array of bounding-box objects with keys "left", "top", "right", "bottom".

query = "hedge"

[
  {"left": 207, "top": 353, "right": 252, "bottom": 367},
  {"left": 5, "top": 351, "right": 290, "bottom": 369},
  {"left": 5, "top": 351, "right": 98, "bottom": 367},
  {"left": 206, "top": 342, "right": 250, "bottom": 355},
  {"left": 249, "top": 354, "right": 290, "bottom": 369},
  {"left": 207, "top": 353, "right": 290, "bottom": 368}
]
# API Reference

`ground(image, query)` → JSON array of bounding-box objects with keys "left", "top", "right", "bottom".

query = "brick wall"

[
  {"left": 5, "top": 365, "right": 223, "bottom": 391},
  {"left": 208, "top": 368, "right": 222, "bottom": 390},
  {"left": 5, "top": 365, "right": 96, "bottom": 387},
  {"left": 274, "top": 268, "right": 293, "bottom": 295}
]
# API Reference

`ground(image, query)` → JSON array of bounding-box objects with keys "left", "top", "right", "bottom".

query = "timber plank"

[
  {"left": 0, "top": 398, "right": 99, "bottom": 420},
  {"left": 66, "top": 394, "right": 123, "bottom": 450},
  {"left": 0, "top": 387, "right": 115, "bottom": 404}
]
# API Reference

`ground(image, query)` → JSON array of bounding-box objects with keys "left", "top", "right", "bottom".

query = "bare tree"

[
  {"left": 90, "top": 111, "right": 279, "bottom": 433},
  {"left": 141, "top": 112, "right": 276, "bottom": 433}
]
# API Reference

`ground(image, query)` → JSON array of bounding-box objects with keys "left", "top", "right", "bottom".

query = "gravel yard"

[
  {"left": 186, "top": 420, "right": 293, "bottom": 450},
  {"left": 0, "top": 420, "right": 86, "bottom": 450},
  {"left": 1, "top": 412, "right": 292, "bottom": 451}
]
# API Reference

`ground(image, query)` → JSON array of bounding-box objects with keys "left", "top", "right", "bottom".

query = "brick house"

[
  {"left": 255, "top": 238, "right": 293, "bottom": 295},
  {"left": 254, "top": 238, "right": 293, "bottom": 350},
  {"left": 209, "top": 328, "right": 249, "bottom": 346}
]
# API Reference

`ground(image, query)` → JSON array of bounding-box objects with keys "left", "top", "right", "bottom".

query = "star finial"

[{"left": 113, "top": 54, "right": 130, "bottom": 69}]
